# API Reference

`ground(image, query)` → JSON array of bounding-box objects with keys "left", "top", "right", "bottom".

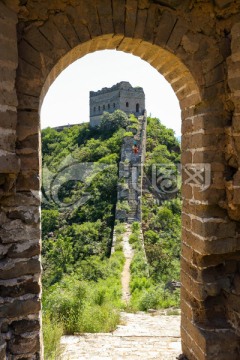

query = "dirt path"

[
  {"left": 60, "top": 226, "right": 182, "bottom": 359},
  {"left": 60, "top": 311, "right": 181, "bottom": 359},
  {"left": 121, "top": 224, "right": 134, "bottom": 304}
]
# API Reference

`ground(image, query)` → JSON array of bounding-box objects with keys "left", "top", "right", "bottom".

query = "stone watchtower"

[{"left": 89, "top": 81, "right": 145, "bottom": 127}]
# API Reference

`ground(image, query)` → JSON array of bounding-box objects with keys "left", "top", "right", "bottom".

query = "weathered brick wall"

[
  {"left": 0, "top": 5, "right": 18, "bottom": 357},
  {"left": 90, "top": 81, "right": 145, "bottom": 127},
  {"left": 112, "top": 114, "right": 147, "bottom": 252},
  {"left": 0, "top": 3, "right": 19, "bottom": 177},
  {"left": 0, "top": 0, "right": 240, "bottom": 359},
  {"left": 224, "top": 22, "right": 240, "bottom": 337},
  {"left": 0, "top": 2, "right": 42, "bottom": 359},
  {"left": 115, "top": 114, "right": 147, "bottom": 223},
  {"left": 90, "top": 86, "right": 121, "bottom": 126}
]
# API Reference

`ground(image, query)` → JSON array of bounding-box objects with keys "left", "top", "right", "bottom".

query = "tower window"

[
  {"left": 108, "top": 104, "right": 110, "bottom": 109},
  {"left": 126, "top": 102, "right": 129, "bottom": 108},
  {"left": 136, "top": 103, "right": 139, "bottom": 113}
]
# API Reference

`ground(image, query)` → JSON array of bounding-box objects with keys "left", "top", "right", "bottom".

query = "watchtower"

[{"left": 89, "top": 81, "right": 145, "bottom": 127}]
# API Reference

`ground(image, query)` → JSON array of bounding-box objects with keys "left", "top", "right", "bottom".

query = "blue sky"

[{"left": 40, "top": 50, "right": 181, "bottom": 136}]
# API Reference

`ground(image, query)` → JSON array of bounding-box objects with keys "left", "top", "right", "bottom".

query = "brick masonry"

[
  {"left": 90, "top": 81, "right": 145, "bottom": 127},
  {"left": 114, "top": 113, "right": 146, "bottom": 224},
  {"left": 0, "top": 0, "right": 240, "bottom": 359}
]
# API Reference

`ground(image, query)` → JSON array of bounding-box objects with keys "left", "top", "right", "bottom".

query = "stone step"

[
  {"left": 128, "top": 218, "right": 137, "bottom": 223},
  {"left": 128, "top": 210, "right": 137, "bottom": 214},
  {"left": 129, "top": 210, "right": 138, "bottom": 214}
]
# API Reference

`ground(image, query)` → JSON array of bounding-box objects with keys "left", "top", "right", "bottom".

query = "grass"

[
  {"left": 43, "top": 312, "right": 63, "bottom": 360},
  {"left": 42, "top": 219, "right": 180, "bottom": 358},
  {"left": 114, "top": 222, "right": 126, "bottom": 234},
  {"left": 124, "top": 131, "right": 134, "bottom": 137},
  {"left": 130, "top": 284, "right": 180, "bottom": 312},
  {"left": 42, "top": 247, "right": 125, "bottom": 357},
  {"left": 128, "top": 222, "right": 180, "bottom": 312},
  {"left": 129, "top": 114, "right": 139, "bottom": 124},
  {"left": 117, "top": 200, "right": 130, "bottom": 212},
  {"left": 75, "top": 304, "right": 120, "bottom": 333}
]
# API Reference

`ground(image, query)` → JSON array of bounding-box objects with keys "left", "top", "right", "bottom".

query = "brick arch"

[
  {"left": 39, "top": 36, "right": 201, "bottom": 112},
  {"left": 1, "top": 0, "right": 240, "bottom": 359}
]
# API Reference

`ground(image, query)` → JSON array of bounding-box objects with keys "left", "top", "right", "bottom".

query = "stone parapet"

[
  {"left": 90, "top": 82, "right": 145, "bottom": 127},
  {"left": 115, "top": 114, "right": 147, "bottom": 224}
]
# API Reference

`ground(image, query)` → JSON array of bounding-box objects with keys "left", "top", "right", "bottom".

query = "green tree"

[
  {"left": 48, "top": 235, "right": 73, "bottom": 273},
  {"left": 100, "top": 110, "right": 129, "bottom": 132},
  {"left": 42, "top": 209, "right": 59, "bottom": 238}
]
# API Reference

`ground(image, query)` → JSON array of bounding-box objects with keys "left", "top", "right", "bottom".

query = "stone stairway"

[
  {"left": 115, "top": 113, "right": 147, "bottom": 224},
  {"left": 127, "top": 183, "right": 138, "bottom": 223}
]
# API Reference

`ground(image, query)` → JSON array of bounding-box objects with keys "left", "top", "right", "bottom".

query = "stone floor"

[{"left": 60, "top": 311, "right": 181, "bottom": 359}]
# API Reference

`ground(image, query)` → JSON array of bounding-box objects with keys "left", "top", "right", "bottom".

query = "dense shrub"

[{"left": 42, "top": 312, "right": 63, "bottom": 360}]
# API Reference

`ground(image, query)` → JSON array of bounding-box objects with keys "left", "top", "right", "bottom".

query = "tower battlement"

[{"left": 89, "top": 81, "right": 145, "bottom": 127}]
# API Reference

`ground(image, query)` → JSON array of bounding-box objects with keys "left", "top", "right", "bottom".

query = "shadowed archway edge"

[{"left": 39, "top": 34, "right": 201, "bottom": 113}]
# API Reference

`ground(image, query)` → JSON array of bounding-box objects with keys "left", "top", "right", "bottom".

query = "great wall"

[
  {"left": 1, "top": 0, "right": 240, "bottom": 359},
  {"left": 90, "top": 81, "right": 145, "bottom": 127}
]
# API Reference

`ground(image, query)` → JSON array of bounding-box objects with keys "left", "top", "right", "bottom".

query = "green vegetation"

[
  {"left": 42, "top": 112, "right": 130, "bottom": 286},
  {"left": 42, "top": 111, "right": 130, "bottom": 358},
  {"left": 133, "top": 117, "right": 181, "bottom": 310},
  {"left": 41, "top": 112, "right": 181, "bottom": 358},
  {"left": 116, "top": 200, "right": 131, "bottom": 212},
  {"left": 118, "top": 118, "right": 181, "bottom": 312},
  {"left": 143, "top": 117, "right": 181, "bottom": 285},
  {"left": 42, "top": 313, "right": 63, "bottom": 360},
  {"left": 43, "top": 249, "right": 124, "bottom": 333},
  {"left": 124, "top": 131, "right": 134, "bottom": 137}
]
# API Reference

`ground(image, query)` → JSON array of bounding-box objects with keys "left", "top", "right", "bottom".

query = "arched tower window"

[
  {"left": 126, "top": 102, "right": 129, "bottom": 107},
  {"left": 136, "top": 103, "right": 139, "bottom": 113},
  {"left": 108, "top": 104, "right": 110, "bottom": 109}
]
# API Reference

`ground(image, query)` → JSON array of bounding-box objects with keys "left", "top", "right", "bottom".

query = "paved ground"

[{"left": 60, "top": 311, "right": 181, "bottom": 359}]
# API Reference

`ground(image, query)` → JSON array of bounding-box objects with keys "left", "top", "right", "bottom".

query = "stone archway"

[{"left": 1, "top": 1, "right": 240, "bottom": 359}]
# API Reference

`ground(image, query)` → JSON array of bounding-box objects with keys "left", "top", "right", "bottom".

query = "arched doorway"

[{"left": 17, "top": 33, "right": 208, "bottom": 360}]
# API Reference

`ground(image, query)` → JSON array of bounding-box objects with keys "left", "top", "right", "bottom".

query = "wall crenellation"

[{"left": 90, "top": 81, "right": 145, "bottom": 127}]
